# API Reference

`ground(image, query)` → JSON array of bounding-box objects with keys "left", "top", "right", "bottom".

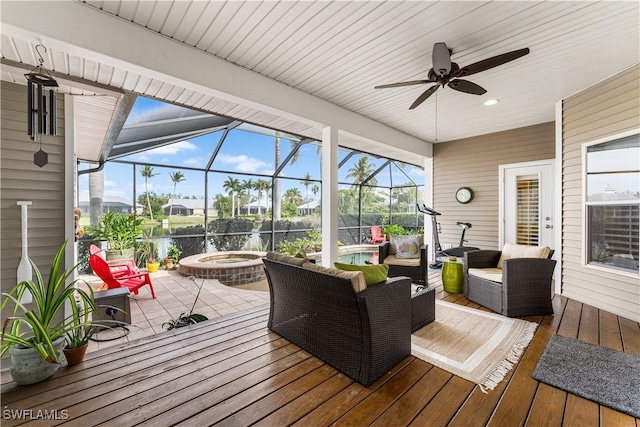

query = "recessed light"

[{"left": 484, "top": 99, "right": 499, "bottom": 106}]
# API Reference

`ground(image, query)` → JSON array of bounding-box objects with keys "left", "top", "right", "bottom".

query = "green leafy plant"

[
  {"left": 85, "top": 211, "right": 143, "bottom": 254},
  {"left": 167, "top": 245, "right": 182, "bottom": 263},
  {"left": 382, "top": 224, "right": 407, "bottom": 236},
  {"left": 137, "top": 232, "right": 159, "bottom": 264},
  {"left": 1, "top": 241, "right": 97, "bottom": 363},
  {"left": 163, "top": 276, "right": 208, "bottom": 330}
]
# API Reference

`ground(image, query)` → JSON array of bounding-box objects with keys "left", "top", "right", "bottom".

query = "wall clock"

[{"left": 455, "top": 187, "right": 474, "bottom": 204}]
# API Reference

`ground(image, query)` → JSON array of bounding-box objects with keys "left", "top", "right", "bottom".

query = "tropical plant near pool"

[{"left": 85, "top": 211, "right": 143, "bottom": 254}]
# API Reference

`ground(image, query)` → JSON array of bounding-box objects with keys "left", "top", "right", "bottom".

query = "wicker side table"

[{"left": 411, "top": 285, "right": 435, "bottom": 332}]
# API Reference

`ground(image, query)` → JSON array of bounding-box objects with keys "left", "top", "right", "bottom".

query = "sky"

[{"left": 78, "top": 96, "right": 425, "bottom": 205}]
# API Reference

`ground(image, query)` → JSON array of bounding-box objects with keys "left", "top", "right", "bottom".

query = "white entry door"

[{"left": 501, "top": 160, "right": 555, "bottom": 249}]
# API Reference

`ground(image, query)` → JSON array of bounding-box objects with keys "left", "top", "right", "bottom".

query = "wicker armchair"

[
  {"left": 263, "top": 257, "right": 412, "bottom": 387},
  {"left": 464, "top": 246, "right": 556, "bottom": 317},
  {"left": 378, "top": 241, "right": 428, "bottom": 285}
]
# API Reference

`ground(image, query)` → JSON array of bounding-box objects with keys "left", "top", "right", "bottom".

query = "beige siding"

[
  {"left": 432, "top": 122, "right": 555, "bottom": 251},
  {"left": 561, "top": 64, "right": 640, "bottom": 322},
  {"left": 1, "top": 81, "right": 66, "bottom": 297}
]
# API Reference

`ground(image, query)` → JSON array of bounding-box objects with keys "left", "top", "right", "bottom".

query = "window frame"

[{"left": 582, "top": 129, "right": 640, "bottom": 276}]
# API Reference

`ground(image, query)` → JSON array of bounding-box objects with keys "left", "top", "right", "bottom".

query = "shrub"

[
  {"left": 207, "top": 218, "right": 254, "bottom": 251},
  {"left": 170, "top": 225, "right": 206, "bottom": 257}
]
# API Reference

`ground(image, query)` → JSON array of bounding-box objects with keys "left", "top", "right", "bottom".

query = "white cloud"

[
  {"left": 146, "top": 140, "right": 198, "bottom": 155},
  {"left": 216, "top": 154, "right": 272, "bottom": 173},
  {"left": 104, "top": 179, "right": 117, "bottom": 187},
  {"left": 184, "top": 157, "right": 205, "bottom": 166}
]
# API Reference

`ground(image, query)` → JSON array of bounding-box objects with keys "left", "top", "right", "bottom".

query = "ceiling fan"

[{"left": 375, "top": 43, "right": 530, "bottom": 110}]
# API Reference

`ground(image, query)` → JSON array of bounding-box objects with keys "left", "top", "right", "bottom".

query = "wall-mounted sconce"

[{"left": 24, "top": 44, "right": 58, "bottom": 167}]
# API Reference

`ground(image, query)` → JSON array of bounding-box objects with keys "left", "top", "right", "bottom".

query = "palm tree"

[
  {"left": 300, "top": 172, "right": 312, "bottom": 203},
  {"left": 168, "top": 171, "right": 186, "bottom": 218},
  {"left": 346, "top": 156, "right": 377, "bottom": 187},
  {"left": 141, "top": 165, "right": 159, "bottom": 220},
  {"left": 255, "top": 179, "right": 271, "bottom": 215},
  {"left": 242, "top": 178, "right": 255, "bottom": 214},
  {"left": 311, "top": 184, "right": 320, "bottom": 201},
  {"left": 223, "top": 176, "right": 241, "bottom": 218},
  {"left": 273, "top": 137, "right": 303, "bottom": 220}
]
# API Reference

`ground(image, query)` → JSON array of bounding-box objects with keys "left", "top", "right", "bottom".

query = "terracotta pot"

[
  {"left": 63, "top": 343, "right": 89, "bottom": 366},
  {"left": 164, "top": 258, "right": 175, "bottom": 270}
]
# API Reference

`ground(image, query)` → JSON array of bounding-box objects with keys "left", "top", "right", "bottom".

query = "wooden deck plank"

[
  {"left": 525, "top": 384, "right": 567, "bottom": 427},
  {"left": 215, "top": 364, "right": 338, "bottom": 426},
  {"left": 174, "top": 357, "right": 324, "bottom": 426},
  {"left": 334, "top": 358, "right": 433, "bottom": 426},
  {"left": 137, "top": 350, "right": 313, "bottom": 426},
  {"left": 76, "top": 339, "right": 299, "bottom": 426},
  {"left": 370, "top": 366, "right": 450, "bottom": 426},
  {"left": 600, "top": 310, "right": 624, "bottom": 351},
  {"left": 252, "top": 372, "right": 354, "bottom": 427},
  {"left": 408, "top": 376, "right": 475, "bottom": 427},
  {"left": 291, "top": 358, "right": 415, "bottom": 427},
  {"left": 619, "top": 317, "right": 640, "bottom": 355}
]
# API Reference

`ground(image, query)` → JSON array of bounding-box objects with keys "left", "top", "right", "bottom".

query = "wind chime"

[{"left": 25, "top": 44, "right": 58, "bottom": 167}]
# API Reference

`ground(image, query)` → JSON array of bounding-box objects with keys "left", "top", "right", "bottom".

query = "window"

[{"left": 585, "top": 132, "right": 639, "bottom": 274}]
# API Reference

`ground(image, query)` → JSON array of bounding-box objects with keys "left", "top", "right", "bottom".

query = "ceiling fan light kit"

[{"left": 375, "top": 43, "right": 530, "bottom": 110}]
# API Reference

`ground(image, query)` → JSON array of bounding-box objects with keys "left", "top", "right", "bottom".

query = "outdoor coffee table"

[{"left": 411, "top": 284, "right": 435, "bottom": 332}]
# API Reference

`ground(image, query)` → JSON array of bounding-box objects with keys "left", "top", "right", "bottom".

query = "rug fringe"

[{"left": 479, "top": 322, "right": 538, "bottom": 393}]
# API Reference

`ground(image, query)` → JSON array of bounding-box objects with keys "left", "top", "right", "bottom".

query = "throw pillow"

[
  {"left": 391, "top": 234, "right": 421, "bottom": 259},
  {"left": 497, "top": 243, "right": 551, "bottom": 268},
  {"left": 334, "top": 262, "right": 389, "bottom": 286}
]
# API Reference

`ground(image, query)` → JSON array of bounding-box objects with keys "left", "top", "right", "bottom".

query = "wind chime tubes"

[{"left": 25, "top": 44, "right": 58, "bottom": 167}]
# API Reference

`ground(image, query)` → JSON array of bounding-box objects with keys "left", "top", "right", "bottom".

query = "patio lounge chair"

[
  {"left": 370, "top": 225, "right": 386, "bottom": 244},
  {"left": 89, "top": 253, "right": 156, "bottom": 298},
  {"left": 464, "top": 243, "right": 556, "bottom": 317},
  {"left": 379, "top": 235, "right": 428, "bottom": 285}
]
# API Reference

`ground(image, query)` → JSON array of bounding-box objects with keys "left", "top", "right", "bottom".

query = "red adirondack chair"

[
  {"left": 90, "top": 244, "right": 139, "bottom": 276},
  {"left": 89, "top": 253, "right": 156, "bottom": 298},
  {"left": 370, "top": 226, "right": 386, "bottom": 244}
]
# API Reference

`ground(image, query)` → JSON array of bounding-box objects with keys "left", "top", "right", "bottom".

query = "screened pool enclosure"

[{"left": 78, "top": 96, "right": 424, "bottom": 262}]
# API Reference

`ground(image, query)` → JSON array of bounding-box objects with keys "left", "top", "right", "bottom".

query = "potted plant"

[
  {"left": 137, "top": 233, "right": 160, "bottom": 273},
  {"left": 164, "top": 245, "right": 182, "bottom": 270},
  {"left": 1, "top": 241, "right": 98, "bottom": 384},
  {"left": 85, "top": 211, "right": 143, "bottom": 261},
  {"left": 162, "top": 276, "right": 208, "bottom": 329}
]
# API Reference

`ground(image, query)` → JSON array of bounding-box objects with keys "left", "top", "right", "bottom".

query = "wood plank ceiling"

[{"left": 1, "top": 1, "right": 638, "bottom": 163}]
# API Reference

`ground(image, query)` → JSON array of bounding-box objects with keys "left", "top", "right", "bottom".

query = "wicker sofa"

[
  {"left": 464, "top": 244, "right": 556, "bottom": 317},
  {"left": 262, "top": 252, "right": 412, "bottom": 387},
  {"left": 378, "top": 235, "right": 428, "bottom": 285}
]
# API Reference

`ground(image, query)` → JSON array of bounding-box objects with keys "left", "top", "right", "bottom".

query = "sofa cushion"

[
  {"left": 266, "top": 251, "right": 308, "bottom": 266},
  {"left": 497, "top": 243, "right": 550, "bottom": 269},
  {"left": 468, "top": 267, "right": 503, "bottom": 284},
  {"left": 334, "top": 262, "right": 389, "bottom": 286},
  {"left": 382, "top": 255, "right": 421, "bottom": 267},
  {"left": 390, "top": 234, "right": 421, "bottom": 259},
  {"left": 302, "top": 261, "right": 367, "bottom": 293}
]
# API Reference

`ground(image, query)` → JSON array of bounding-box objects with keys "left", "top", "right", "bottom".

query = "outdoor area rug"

[
  {"left": 411, "top": 300, "right": 537, "bottom": 393},
  {"left": 532, "top": 334, "right": 640, "bottom": 418}
]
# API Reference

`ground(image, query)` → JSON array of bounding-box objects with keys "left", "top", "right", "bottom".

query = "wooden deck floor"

[{"left": 2, "top": 270, "right": 639, "bottom": 426}]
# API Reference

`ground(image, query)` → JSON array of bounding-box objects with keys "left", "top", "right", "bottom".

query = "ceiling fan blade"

[
  {"left": 409, "top": 85, "right": 439, "bottom": 110},
  {"left": 455, "top": 47, "right": 530, "bottom": 77},
  {"left": 447, "top": 79, "right": 487, "bottom": 95},
  {"left": 375, "top": 79, "right": 433, "bottom": 89},
  {"left": 432, "top": 42, "right": 451, "bottom": 76}
]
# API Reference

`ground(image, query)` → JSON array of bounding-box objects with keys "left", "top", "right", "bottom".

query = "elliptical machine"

[{"left": 417, "top": 203, "right": 480, "bottom": 268}]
